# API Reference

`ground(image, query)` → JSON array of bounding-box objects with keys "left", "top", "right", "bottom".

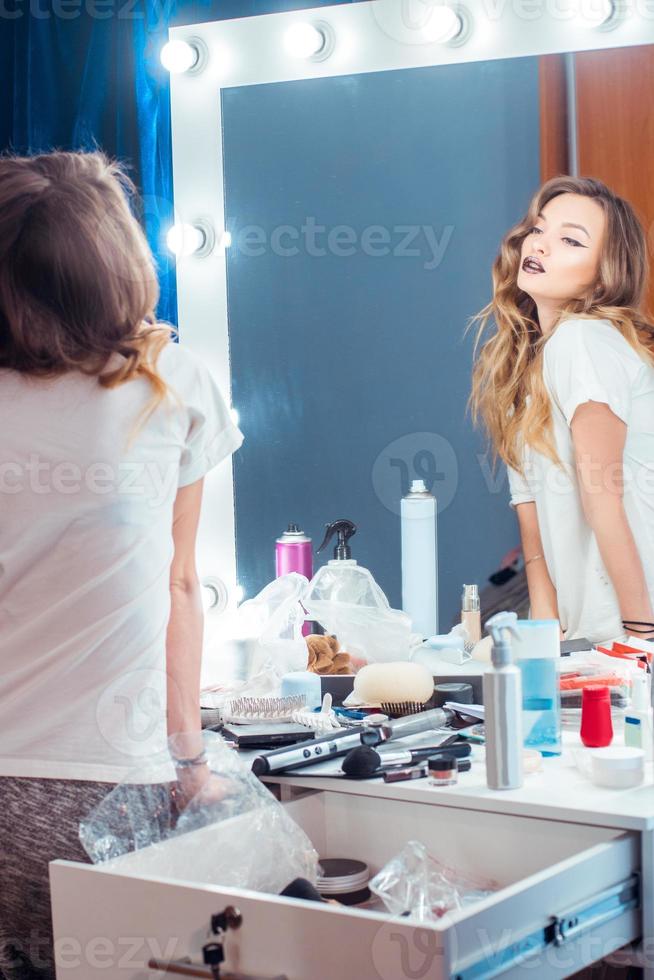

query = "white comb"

[{"left": 223, "top": 695, "right": 306, "bottom": 724}]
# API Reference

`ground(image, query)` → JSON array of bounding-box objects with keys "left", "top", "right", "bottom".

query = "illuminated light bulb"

[
  {"left": 578, "top": 0, "right": 616, "bottom": 27},
  {"left": 166, "top": 223, "right": 206, "bottom": 258},
  {"left": 160, "top": 40, "right": 199, "bottom": 74},
  {"left": 229, "top": 408, "right": 239, "bottom": 426},
  {"left": 421, "top": 6, "right": 463, "bottom": 42},
  {"left": 284, "top": 22, "right": 331, "bottom": 59}
]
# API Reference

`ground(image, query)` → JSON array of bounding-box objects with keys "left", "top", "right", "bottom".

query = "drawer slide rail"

[{"left": 455, "top": 873, "right": 640, "bottom": 980}]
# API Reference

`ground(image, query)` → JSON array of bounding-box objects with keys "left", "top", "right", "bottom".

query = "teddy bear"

[{"left": 305, "top": 634, "right": 352, "bottom": 675}]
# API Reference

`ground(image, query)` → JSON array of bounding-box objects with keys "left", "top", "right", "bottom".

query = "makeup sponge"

[
  {"left": 353, "top": 662, "right": 433, "bottom": 706},
  {"left": 471, "top": 635, "right": 493, "bottom": 662}
]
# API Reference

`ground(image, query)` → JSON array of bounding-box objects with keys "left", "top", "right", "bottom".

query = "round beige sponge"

[{"left": 353, "top": 661, "right": 434, "bottom": 705}]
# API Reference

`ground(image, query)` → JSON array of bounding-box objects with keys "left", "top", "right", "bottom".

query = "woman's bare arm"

[
  {"left": 571, "top": 401, "right": 654, "bottom": 638},
  {"left": 166, "top": 479, "right": 204, "bottom": 742},
  {"left": 166, "top": 479, "right": 231, "bottom": 805},
  {"left": 515, "top": 500, "right": 560, "bottom": 622}
]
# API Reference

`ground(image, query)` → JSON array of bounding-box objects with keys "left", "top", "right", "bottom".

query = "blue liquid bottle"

[{"left": 513, "top": 620, "right": 562, "bottom": 756}]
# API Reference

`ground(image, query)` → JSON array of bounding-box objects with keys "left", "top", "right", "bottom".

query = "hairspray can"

[
  {"left": 276, "top": 524, "right": 313, "bottom": 636},
  {"left": 401, "top": 481, "right": 438, "bottom": 638}
]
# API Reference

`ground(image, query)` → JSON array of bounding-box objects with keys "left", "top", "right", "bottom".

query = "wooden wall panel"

[
  {"left": 575, "top": 45, "right": 654, "bottom": 315},
  {"left": 539, "top": 54, "right": 569, "bottom": 181}
]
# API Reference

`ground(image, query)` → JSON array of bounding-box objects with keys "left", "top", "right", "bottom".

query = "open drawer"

[{"left": 50, "top": 789, "right": 640, "bottom": 979}]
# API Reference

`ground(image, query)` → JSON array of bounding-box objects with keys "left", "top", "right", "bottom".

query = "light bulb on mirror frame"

[
  {"left": 160, "top": 37, "right": 208, "bottom": 75},
  {"left": 166, "top": 219, "right": 215, "bottom": 258},
  {"left": 422, "top": 5, "right": 472, "bottom": 46},
  {"left": 284, "top": 20, "right": 335, "bottom": 61},
  {"left": 578, "top": 0, "right": 619, "bottom": 29},
  {"left": 201, "top": 576, "right": 229, "bottom": 613}
]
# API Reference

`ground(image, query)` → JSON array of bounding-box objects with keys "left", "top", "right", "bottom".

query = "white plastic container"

[
  {"left": 590, "top": 747, "right": 645, "bottom": 789},
  {"left": 624, "top": 672, "right": 653, "bottom": 761}
]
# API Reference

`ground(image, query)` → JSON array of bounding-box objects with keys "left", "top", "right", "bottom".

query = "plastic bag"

[
  {"left": 79, "top": 731, "right": 318, "bottom": 894},
  {"left": 303, "top": 563, "right": 412, "bottom": 663},
  {"left": 201, "top": 573, "right": 309, "bottom": 694},
  {"left": 370, "top": 841, "right": 496, "bottom": 922}
]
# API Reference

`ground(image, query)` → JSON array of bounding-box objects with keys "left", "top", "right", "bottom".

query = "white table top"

[{"left": 263, "top": 733, "right": 654, "bottom": 832}]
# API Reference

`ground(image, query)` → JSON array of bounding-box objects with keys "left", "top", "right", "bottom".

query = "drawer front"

[
  {"left": 51, "top": 828, "right": 640, "bottom": 980},
  {"left": 50, "top": 865, "right": 439, "bottom": 980}
]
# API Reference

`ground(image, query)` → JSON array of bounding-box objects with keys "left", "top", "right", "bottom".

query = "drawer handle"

[
  {"left": 147, "top": 960, "right": 212, "bottom": 978},
  {"left": 148, "top": 904, "right": 287, "bottom": 980},
  {"left": 146, "top": 960, "right": 287, "bottom": 980}
]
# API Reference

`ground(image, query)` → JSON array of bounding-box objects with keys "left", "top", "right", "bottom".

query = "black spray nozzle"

[{"left": 317, "top": 519, "right": 358, "bottom": 560}]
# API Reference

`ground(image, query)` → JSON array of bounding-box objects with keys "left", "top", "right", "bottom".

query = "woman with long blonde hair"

[
  {"left": 0, "top": 151, "right": 242, "bottom": 978},
  {"left": 470, "top": 175, "right": 654, "bottom": 646}
]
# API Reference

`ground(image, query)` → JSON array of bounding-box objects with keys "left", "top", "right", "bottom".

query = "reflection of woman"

[
  {"left": 0, "top": 152, "right": 242, "bottom": 978},
  {"left": 470, "top": 176, "right": 654, "bottom": 646}
]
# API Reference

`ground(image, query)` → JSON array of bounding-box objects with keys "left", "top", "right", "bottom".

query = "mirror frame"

[{"left": 169, "top": 0, "right": 654, "bottom": 602}]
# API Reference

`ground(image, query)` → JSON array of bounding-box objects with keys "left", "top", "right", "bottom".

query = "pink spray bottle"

[{"left": 276, "top": 523, "right": 313, "bottom": 636}]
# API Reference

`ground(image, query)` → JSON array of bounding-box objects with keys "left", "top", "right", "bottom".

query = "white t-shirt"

[
  {"left": 508, "top": 317, "right": 654, "bottom": 645},
  {"left": 0, "top": 343, "right": 243, "bottom": 782}
]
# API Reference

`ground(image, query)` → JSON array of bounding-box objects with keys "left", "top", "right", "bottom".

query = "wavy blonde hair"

[
  {"left": 468, "top": 175, "right": 654, "bottom": 474},
  {"left": 0, "top": 150, "right": 173, "bottom": 429}
]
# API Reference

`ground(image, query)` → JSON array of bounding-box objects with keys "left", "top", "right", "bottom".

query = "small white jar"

[{"left": 590, "top": 747, "right": 645, "bottom": 789}]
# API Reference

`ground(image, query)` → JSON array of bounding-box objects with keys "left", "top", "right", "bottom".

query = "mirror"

[
  {"left": 222, "top": 55, "right": 541, "bottom": 626},
  {"left": 168, "top": 6, "right": 653, "bottom": 629}
]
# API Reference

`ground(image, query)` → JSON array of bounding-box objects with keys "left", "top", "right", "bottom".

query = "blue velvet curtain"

[{"left": 0, "top": 0, "right": 356, "bottom": 325}]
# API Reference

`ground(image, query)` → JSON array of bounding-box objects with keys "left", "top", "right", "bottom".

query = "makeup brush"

[{"left": 342, "top": 742, "right": 471, "bottom": 779}]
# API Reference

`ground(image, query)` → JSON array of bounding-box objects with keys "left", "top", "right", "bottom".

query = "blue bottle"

[{"left": 513, "top": 620, "right": 562, "bottom": 756}]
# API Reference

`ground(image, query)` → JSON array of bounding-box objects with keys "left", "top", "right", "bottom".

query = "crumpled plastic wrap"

[
  {"left": 79, "top": 731, "right": 319, "bottom": 894},
  {"left": 303, "top": 563, "right": 413, "bottom": 663},
  {"left": 201, "top": 573, "right": 310, "bottom": 701},
  {"left": 369, "top": 840, "right": 497, "bottom": 922}
]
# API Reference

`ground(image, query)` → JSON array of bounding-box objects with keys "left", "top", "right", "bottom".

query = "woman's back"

[
  {"left": 0, "top": 342, "right": 241, "bottom": 781},
  {"left": 0, "top": 149, "right": 243, "bottom": 980}
]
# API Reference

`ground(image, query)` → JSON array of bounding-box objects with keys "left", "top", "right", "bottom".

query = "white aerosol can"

[{"left": 401, "top": 480, "right": 438, "bottom": 638}]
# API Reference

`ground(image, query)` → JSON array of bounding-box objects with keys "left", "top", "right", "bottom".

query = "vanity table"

[{"left": 50, "top": 742, "right": 654, "bottom": 979}]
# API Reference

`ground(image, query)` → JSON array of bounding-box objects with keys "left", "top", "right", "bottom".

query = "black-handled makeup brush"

[{"left": 342, "top": 742, "right": 471, "bottom": 779}]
